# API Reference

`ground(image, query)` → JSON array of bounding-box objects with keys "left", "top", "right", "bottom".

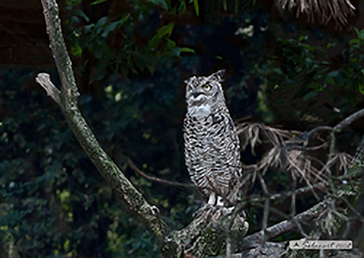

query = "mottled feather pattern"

[{"left": 183, "top": 70, "right": 242, "bottom": 205}]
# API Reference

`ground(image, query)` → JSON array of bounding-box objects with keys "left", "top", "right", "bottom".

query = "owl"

[{"left": 183, "top": 69, "right": 242, "bottom": 206}]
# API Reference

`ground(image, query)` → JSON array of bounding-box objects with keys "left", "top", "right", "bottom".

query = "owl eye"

[
  {"left": 203, "top": 84, "right": 211, "bottom": 90},
  {"left": 188, "top": 86, "right": 193, "bottom": 91}
]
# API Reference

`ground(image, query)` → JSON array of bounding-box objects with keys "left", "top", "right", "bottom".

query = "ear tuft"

[
  {"left": 184, "top": 75, "right": 196, "bottom": 84},
  {"left": 210, "top": 69, "right": 225, "bottom": 82}
]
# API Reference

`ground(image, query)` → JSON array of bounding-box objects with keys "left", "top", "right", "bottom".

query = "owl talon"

[
  {"left": 207, "top": 193, "right": 217, "bottom": 205},
  {"left": 216, "top": 196, "right": 224, "bottom": 207}
]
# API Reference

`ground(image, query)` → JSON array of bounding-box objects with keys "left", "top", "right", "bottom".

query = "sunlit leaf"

[
  {"left": 90, "top": 0, "right": 108, "bottom": 5},
  {"left": 180, "top": 47, "right": 195, "bottom": 53},
  {"left": 359, "top": 84, "right": 364, "bottom": 95},
  {"left": 71, "top": 45, "right": 82, "bottom": 57},
  {"left": 156, "top": 23, "right": 174, "bottom": 38},
  {"left": 193, "top": 0, "right": 199, "bottom": 16}
]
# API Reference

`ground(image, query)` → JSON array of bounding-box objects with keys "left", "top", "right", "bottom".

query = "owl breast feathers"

[{"left": 183, "top": 69, "right": 242, "bottom": 206}]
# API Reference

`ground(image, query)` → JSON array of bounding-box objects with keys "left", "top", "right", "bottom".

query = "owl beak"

[{"left": 192, "top": 89, "right": 198, "bottom": 98}]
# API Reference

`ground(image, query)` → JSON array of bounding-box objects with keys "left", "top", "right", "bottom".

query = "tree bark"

[{"left": 36, "top": 0, "right": 167, "bottom": 241}]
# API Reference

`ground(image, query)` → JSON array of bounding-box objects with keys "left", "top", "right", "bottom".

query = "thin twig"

[
  {"left": 255, "top": 172, "right": 270, "bottom": 257},
  {"left": 291, "top": 176, "right": 308, "bottom": 237},
  {"left": 306, "top": 126, "right": 332, "bottom": 138},
  {"left": 127, "top": 158, "right": 196, "bottom": 188}
]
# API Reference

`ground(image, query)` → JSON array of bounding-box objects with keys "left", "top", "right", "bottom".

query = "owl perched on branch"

[{"left": 183, "top": 69, "right": 242, "bottom": 206}]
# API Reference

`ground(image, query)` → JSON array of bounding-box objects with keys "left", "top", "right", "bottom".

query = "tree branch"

[
  {"left": 36, "top": 0, "right": 168, "bottom": 240},
  {"left": 334, "top": 109, "right": 364, "bottom": 133},
  {"left": 127, "top": 158, "right": 196, "bottom": 188},
  {"left": 241, "top": 198, "right": 332, "bottom": 251},
  {"left": 35, "top": 73, "right": 61, "bottom": 105}
]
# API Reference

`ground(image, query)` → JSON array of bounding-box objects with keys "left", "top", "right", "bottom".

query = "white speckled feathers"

[{"left": 183, "top": 70, "right": 242, "bottom": 205}]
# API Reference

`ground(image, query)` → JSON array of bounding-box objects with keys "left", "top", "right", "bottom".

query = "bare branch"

[
  {"left": 241, "top": 198, "right": 335, "bottom": 250},
  {"left": 251, "top": 172, "right": 270, "bottom": 257},
  {"left": 35, "top": 73, "right": 61, "bottom": 105},
  {"left": 306, "top": 126, "right": 332, "bottom": 138},
  {"left": 276, "top": 0, "right": 356, "bottom": 27},
  {"left": 127, "top": 158, "right": 196, "bottom": 188},
  {"left": 37, "top": 0, "right": 168, "bottom": 239},
  {"left": 325, "top": 152, "right": 353, "bottom": 175},
  {"left": 237, "top": 123, "right": 299, "bottom": 152},
  {"left": 334, "top": 109, "right": 364, "bottom": 133}
]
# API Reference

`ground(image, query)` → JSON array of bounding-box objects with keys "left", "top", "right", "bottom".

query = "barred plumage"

[{"left": 183, "top": 70, "right": 242, "bottom": 206}]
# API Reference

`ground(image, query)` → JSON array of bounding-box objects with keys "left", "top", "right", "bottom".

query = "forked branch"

[{"left": 36, "top": 0, "right": 168, "bottom": 240}]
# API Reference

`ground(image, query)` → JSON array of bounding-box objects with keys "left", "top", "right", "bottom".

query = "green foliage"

[
  {"left": 251, "top": 28, "right": 364, "bottom": 123},
  {"left": 65, "top": 0, "right": 194, "bottom": 81}
]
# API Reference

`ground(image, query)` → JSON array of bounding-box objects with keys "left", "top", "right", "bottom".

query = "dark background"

[{"left": 1, "top": 0, "right": 364, "bottom": 257}]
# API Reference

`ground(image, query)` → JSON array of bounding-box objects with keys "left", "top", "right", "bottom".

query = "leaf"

[
  {"left": 102, "top": 21, "right": 121, "bottom": 38},
  {"left": 326, "top": 78, "right": 336, "bottom": 85},
  {"left": 193, "top": 0, "right": 199, "bottom": 16},
  {"left": 94, "top": 48, "right": 103, "bottom": 59},
  {"left": 359, "top": 84, "right": 364, "bottom": 95},
  {"left": 180, "top": 47, "right": 195, "bottom": 53},
  {"left": 84, "top": 24, "right": 94, "bottom": 33},
  {"left": 94, "top": 17, "right": 108, "bottom": 33},
  {"left": 166, "top": 39, "right": 176, "bottom": 48},
  {"left": 73, "top": 10, "right": 90, "bottom": 22},
  {"left": 349, "top": 38, "right": 359, "bottom": 45},
  {"left": 156, "top": 23, "right": 174, "bottom": 39},
  {"left": 171, "top": 47, "right": 181, "bottom": 56},
  {"left": 71, "top": 45, "right": 82, "bottom": 57},
  {"left": 303, "top": 91, "right": 317, "bottom": 101},
  {"left": 234, "top": 0, "right": 239, "bottom": 13},
  {"left": 147, "top": 64, "right": 156, "bottom": 75},
  {"left": 147, "top": 0, "right": 169, "bottom": 10},
  {"left": 354, "top": 27, "right": 360, "bottom": 36},
  {"left": 327, "top": 71, "right": 340, "bottom": 78},
  {"left": 272, "top": 68, "right": 283, "bottom": 75},
  {"left": 70, "top": 15, "right": 80, "bottom": 24},
  {"left": 91, "top": 0, "right": 108, "bottom": 5},
  {"left": 132, "top": 51, "right": 147, "bottom": 70},
  {"left": 299, "top": 35, "right": 308, "bottom": 42},
  {"left": 148, "top": 35, "right": 161, "bottom": 49}
]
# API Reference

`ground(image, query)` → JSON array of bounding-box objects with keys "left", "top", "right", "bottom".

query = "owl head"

[{"left": 185, "top": 69, "right": 226, "bottom": 119}]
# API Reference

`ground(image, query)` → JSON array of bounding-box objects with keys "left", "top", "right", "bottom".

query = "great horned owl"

[{"left": 183, "top": 69, "right": 242, "bottom": 206}]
